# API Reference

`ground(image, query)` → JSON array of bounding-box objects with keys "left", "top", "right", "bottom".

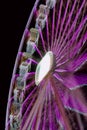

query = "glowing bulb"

[{"left": 35, "top": 51, "right": 54, "bottom": 85}]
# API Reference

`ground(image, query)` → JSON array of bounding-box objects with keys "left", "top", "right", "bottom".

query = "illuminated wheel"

[{"left": 6, "top": 0, "right": 87, "bottom": 129}]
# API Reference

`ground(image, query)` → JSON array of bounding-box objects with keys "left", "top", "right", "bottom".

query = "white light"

[
  {"left": 35, "top": 51, "right": 54, "bottom": 85},
  {"left": 46, "top": 0, "right": 56, "bottom": 9}
]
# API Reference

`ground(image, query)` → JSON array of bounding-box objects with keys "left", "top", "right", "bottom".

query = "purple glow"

[{"left": 6, "top": 0, "right": 87, "bottom": 130}]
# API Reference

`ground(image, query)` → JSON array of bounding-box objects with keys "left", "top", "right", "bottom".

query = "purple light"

[{"left": 6, "top": 0, "right": 87, "bottom": 130}]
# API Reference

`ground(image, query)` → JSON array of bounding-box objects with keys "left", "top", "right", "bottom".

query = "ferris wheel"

[{"left": 5, "top": 0, "right": 87, "bottom": 129}]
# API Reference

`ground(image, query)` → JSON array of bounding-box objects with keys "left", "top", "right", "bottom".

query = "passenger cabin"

[{"left": 26, "top": 28, "right": 39, "bottom": 54}]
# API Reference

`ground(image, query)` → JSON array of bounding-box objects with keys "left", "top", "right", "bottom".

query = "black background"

[{"left": 0, "top": 0, "right": 35, "bottom": 129}]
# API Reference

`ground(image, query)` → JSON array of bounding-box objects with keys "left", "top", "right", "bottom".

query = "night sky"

[{"left": 1, "top": 0, "right": 35, "bottom": 129}]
